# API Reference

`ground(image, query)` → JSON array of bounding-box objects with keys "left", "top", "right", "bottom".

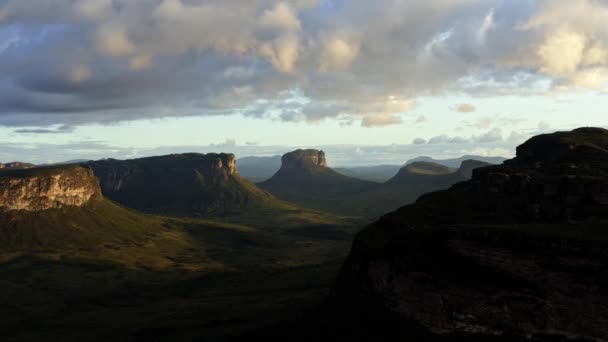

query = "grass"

[{"left": 0, "top": 197, "right": 359, "bottom": 341}]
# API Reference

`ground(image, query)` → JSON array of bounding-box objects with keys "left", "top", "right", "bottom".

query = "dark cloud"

[{"left": 0, "top": 0, "right": 607, "bottom": 128}]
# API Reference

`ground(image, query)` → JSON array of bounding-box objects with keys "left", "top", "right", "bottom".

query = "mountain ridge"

[{"left": 331, "top": 127, "right": 608, "bottom": 341}]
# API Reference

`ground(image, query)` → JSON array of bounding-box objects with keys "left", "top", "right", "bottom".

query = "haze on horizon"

[{"left": 0, "top": 0, "right": 607, "bottom": 164}]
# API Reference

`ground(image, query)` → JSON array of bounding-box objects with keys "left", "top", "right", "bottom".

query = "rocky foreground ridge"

[
  {"left": 0, "top": 165, "right": 101, "bottom": 212},
  {"left": 332, "top": 127, "right": 608, "bottom": 341}
]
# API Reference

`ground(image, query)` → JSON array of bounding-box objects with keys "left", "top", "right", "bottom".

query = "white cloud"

[
  {"left": 1, "top": 0, "right": 608, "bottom": 129},
  {"left": 454, "top": 103, "right": 476, "bottom": 113},
  {"left": 259, "top": 2, "right": 301, "bottom": 31},
  {"left": 319, "top": 37, "right": 360, "bottom": 71},
  {"left": 361, "top": 113, "right": 402, "bottom": 128}
]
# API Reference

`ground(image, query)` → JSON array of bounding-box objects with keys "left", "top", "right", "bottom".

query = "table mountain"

[{"left": 258, "top": 149, "right": 377, "bottom": 213}]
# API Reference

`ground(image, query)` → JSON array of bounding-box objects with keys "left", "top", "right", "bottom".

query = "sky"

[{"left": 0, "top": 0, "right": 607, "bottom": 166}]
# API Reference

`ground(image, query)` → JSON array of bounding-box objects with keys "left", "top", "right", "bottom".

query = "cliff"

[
  {"left": 87, "top": 153, "right": 282, "bottom": 217},
  {"left": 280, "top": 149, "right": 327, "bottom": 170},
  {"left": 332, "top": 128, "right": 608, "bottom": 341},
  {"left": 259, "top": 149, "right": 377, "bottom": 215},
  {"left": 0, "top": 165, "right": 101, "bottom": 212}
]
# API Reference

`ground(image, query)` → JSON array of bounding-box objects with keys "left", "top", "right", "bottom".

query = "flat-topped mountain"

[
  {"left": 280, "top": 149, "right": 328, "bottom": 169},
  {"left": 0, "top": 165, "right": 101, "bottom": 212},
  {"left": 339, "top": 160, "right": 490, "bottom": 218},
  {"left": 88, "top": 153, "right": 266, "bottom": 217},
  {"left": 331, "top": 127, "right": 608, "bottom": 341},
  {"left": 259, "top": 149, "right": 377, "bottom": 214},
  {"left": 88, "top": 153, "right": 344, "bottom": 228}
]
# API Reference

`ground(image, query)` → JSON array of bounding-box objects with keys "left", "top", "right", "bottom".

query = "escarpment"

[
  {"left": 87, "top": 153, "right": 276, "bottom": 217},
  {"left": 0, "top": 165, "right": 101, "bottom": 212},
  {"left": 279, "top": 149, "right": 328, "bottom": 170},
  {"left": 332, "top": 128, "right": 608, "bottom": 341},
  {"left": 259, "top": 149, "right": 377, "bottom": 214}
]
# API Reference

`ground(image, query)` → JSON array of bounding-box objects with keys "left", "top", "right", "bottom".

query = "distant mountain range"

[
  {"left": 87, "top": 153, "right": 344, "bottom": 228},
  {"left": 258, "top": 150, "right": 493, "bottom": 218},
  {"left": 237, "top": 155, "right": 282, "bottom": 182},
  {"left": 405, "top": 155, "right": 507, "bottom": 168},
  {"left": 238, "top": 154, "right": 505, "bottom": 183}
]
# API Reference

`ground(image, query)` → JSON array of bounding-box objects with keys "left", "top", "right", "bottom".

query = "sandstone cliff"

[
  {"left": 0, "top": 165, "right": 101, "bottom": 212},
  {"left": 87, "top": 153, "right": 279, "bottom": 217},
  {"left": 332, "top": 127, "right": 608, "bottom": 341},
  {"left": 280, "top": 149, "right": 327, "bottom": 170},
  {"left": 259, "top": 149, "right": 377, "bottom": 215}
]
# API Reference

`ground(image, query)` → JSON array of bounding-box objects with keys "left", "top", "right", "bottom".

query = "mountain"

[
  {"left": 259, "top": 150, "right": 492, "bottom": 218},
  {"left": 0, "top": 163, "right": 358, "bottom": 341},
  {"left": 330, "top": 127, "right": 608, "bottom": 341},
  {"left": 52, "top": 159, "right": 91, "bottom": 165},
  {"left": 338, "top": 160, "right": 491, "bottom": 219},
  {"left": 405, "top": 155, "right": 507, "bottom": 168},
  {"left": 0, "top": 162, "right": 36, "bottom": 169},
  {"left": 0, "top": 164, "right": 203, "bottom": 268},
  {"left": 87, "top": 153, "right": 344, "bottom": 228},
  {"left": 258, "top": 149, "right": 377, "bottom": 214},
  {"left": 334, "top": 165, "right": 401, "bottom": 183},
  {"left": 237, "top": 155, "right": 282, "bottom": 182}
]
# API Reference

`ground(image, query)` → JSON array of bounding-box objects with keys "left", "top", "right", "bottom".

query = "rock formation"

[
  {"left": 87, "top": 153, "right": 276, "bottom": 217},
  {"left": 332, "top": 128, "right": 608, "bottom": 341},
  {"left": 259, "top": 149, "right": 376, "bottom": 215},
  {"left": 280, "top": 149, "right": 327, "bottom": 171},
  {"left": 0, "top": 165, "right": 101, "bottom": 212}
]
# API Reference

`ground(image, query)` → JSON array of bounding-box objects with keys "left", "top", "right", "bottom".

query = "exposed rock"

[
  {"left": 87, "top": 153, "right": 276, "bottom": 217},
  {"left": 280, "top": 149, "right": 327, "bottom": 171},
  {"left": 259, "top": 149, "right": 377, "bottom": 215},
  {"left": 0, "top": 165, "right": 101, "bottom": 212},
  {"left": 332, "top": 128, "right": 608, "bottom": 341}
]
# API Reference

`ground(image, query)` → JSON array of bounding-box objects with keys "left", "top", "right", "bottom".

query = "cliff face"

[
  {"left": 0, "top": 165, "right": 101, "bottom": 212},
  {"left": 87, "top": 153, "right": 275, "bottom": 217},
  {"left": 280, "top": 149, "right": 327, "bottom": 171},
  {"left": 332, "top": 128, "right": 608, "bottom": 341},
  {"left": 90, "top": 153, "right": 238, "bottom": 194}
]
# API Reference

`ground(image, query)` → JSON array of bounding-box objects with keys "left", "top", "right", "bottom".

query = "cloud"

[
  {"left": 211, "top": 138, "right": 237, "bottom": 148},
  {"left": 412, "top": 138, "right": 427, "bottom": 145},
  {"left": 415, "top": 115, "right": 427, "bottom": 124},
  {"left": 13, "top": 125, "right": 74, "bottom": 134},
  {"left": 361, "top": 113, "right": 402, "bottom": 128},
  {"left": 454, "top": 103, "right": 476, "bottom": 113},
  {"left": 428, "top": 134, "right": 469, "bottom": 144},
  {"left": 476, "top": 128, "right": 503, "bottom": 143},
  {"left": 1, "top": 0, "right": 608, "bottom": 128},
  {"left": 319, "top": 37, "right": 360, "bottom": 71}
]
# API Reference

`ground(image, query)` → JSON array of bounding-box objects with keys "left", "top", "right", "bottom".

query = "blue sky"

[{"left": 0, "top": 1, "right": 607, "bottom": 165}]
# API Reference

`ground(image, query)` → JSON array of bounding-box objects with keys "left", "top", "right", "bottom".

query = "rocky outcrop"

[
  {"left": 332, "top": 128, "right": 608, "bottom": 341},
  {"left": 280, "top": 149, "right": 327, "bottom": 171},
  {"left": 259, "top": 149, "right": 377, "bottom": 215},
  {"left": 0, "top": 165, "right": 101, "bottom": 212},
  {"left": 89, "top": 153, "right": 239, "bottom": 194},
  {"left": 87, "top": 153, "right": 275, "bottom": 217}
]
